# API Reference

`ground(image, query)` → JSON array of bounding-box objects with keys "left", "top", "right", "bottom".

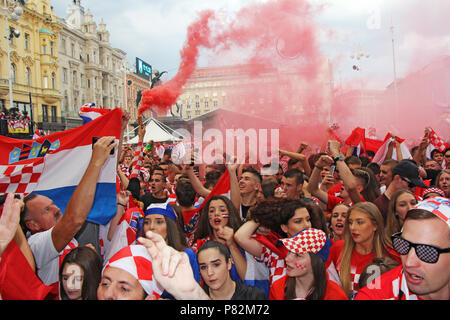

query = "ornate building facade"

[
  {"left": 0, "top": 0, "right": 64, "bottom": 132},
  {"left": 57, "top": 0, "right": 127, "bottom": 128}
]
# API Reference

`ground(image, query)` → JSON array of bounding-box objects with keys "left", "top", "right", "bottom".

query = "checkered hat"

[
  {"left": 423, "top": 187, "right": 446, "bottom": 198},
  {"left": 410, "top": 196, "right": 450, "bottom": 228},
  {"left": 279, "top": 228, "right": 332, "bottom": 262},
  {"left": 103, "top": 245, "right": 163, "bottom": 298}
]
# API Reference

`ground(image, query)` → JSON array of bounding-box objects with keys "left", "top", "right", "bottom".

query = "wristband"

[{"left": 333, "top": 154, "right": 344, "bottom": 163}]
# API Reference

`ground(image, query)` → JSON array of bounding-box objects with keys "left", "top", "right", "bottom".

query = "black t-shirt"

[
  {"left": 204, "top": 282, "right": 266, "bottom": 300},
  {"left": 140, "top": 193, "right": 168, "bottom": 211}
]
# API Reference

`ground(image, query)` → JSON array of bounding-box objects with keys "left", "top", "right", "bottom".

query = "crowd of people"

[
  {"left": 0, "top": 109, "right": 449, "bottom": 301},
  {"left": 0, "top": 107, "right": 30, "bottom": 122}
]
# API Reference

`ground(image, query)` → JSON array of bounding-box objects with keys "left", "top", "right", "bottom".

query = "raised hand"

[
  {"left": 0, "top": 194, "right": 21, "bottom": 256},
  {"left": 138, "top": 231, "right": 209, "bottom": 300}
]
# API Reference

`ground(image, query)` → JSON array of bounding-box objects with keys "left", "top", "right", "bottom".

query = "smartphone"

[
  {"left": 92, "top": 136, "right": 115, "bottom": 155},
  {"left": 330, "top": 164, "right": 336, "bottom": 176}
]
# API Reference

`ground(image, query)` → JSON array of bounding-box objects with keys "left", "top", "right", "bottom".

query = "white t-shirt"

[{"left": 28, "top": 227, "right": 78, "bottom": 286}]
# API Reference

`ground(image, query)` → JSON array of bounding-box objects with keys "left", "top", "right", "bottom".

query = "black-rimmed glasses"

[{"left": 391, "top": 232, "right": 450, "bottom": 264}]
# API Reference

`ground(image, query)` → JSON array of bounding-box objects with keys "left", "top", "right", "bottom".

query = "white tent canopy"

[{"left": 126, "top": 118, "right": 183, "bottom": 144}]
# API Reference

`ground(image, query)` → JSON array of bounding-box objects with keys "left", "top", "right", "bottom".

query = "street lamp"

[{"left": 3, "top": 0, "right": 24, "bottom": 112}]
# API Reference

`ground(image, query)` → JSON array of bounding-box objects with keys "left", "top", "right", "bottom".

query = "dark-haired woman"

[
  {"left": 197, "top": 241, "right": 266, "bottom": 300},
  {"left": 191, "top": 195, "right": 247, "bottom": 282},
  {"left": 269, "top": 228, "right": 347, "bottom": 300},
  {"left": 59, "top": 246, "right": 102, "bottom": 300}
]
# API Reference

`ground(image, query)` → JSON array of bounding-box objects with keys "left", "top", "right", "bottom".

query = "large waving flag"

[
  {"left": 0, "top": 108, "right": 122, "bottom": 225},
  {"left": 371, "top": 133, "right": 412, "bottom": 165}
]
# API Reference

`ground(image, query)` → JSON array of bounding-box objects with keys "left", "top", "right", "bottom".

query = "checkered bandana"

[
  {"left": 103, "top": 245, "right": 163, "bottom": 297},
  {"left": 411, "top": 196, "right": 450, "bottom": 228},
  {"left": 279, "top": 228, "right": 331, "bottom": 262}
]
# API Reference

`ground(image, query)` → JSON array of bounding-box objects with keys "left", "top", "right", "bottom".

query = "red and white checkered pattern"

[
  {"left": 279, "top": 228, "right": 327, "bottom": 256},
  {"left": 260, "top": 246, "right": 286, "bottom": 285},
  {"left": 0, "top": 158, "right": 44, "bottom": 195},
  {"left": 413, "top": 196, "right": 450, "bottom": 228},
  {"left": 130, "top": 142, "right": 143, "bottom": 179},
  {"left": 429, "top": 129, "right": 446, "bottom": 152},
  {"left": 103, "top": 245, "right": 163, "bottom": 297}
]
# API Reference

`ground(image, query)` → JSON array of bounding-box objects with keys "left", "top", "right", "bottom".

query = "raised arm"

[
  {"left": 306, "top": 155, "right": 333, "bottom": 205},
  {"left": 234, "top": 220, "right": 264, "bottom": 258},
  {"left": 329, "top": 140, "right": 363, "bottom": 204},
  {"left": 279, "top": 149, "right": 311, "bottom": 177},
  {"left": 51, "top": 136, "right": 117, "bottom": 253}
]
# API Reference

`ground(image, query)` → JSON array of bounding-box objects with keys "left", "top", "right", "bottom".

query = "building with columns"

[{"left": 57, "top": 0, "right": 128, "bottom": 128}]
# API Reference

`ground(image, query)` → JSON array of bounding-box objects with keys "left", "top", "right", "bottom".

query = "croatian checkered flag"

[{"left": 428, "top": 128, "right": 446, "bottom": 152}]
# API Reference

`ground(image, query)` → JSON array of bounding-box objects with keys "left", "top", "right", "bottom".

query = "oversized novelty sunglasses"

[{"left": 391, "top": 232, "right": 450, "bottom": 264}]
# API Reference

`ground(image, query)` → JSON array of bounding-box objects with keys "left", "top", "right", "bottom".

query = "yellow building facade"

[{"left": 0, "top": 0, "right": 63, "bottom": 132}]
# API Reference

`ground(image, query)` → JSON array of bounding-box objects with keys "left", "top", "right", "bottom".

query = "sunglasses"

[
  {"left": 391, "top": 232, "right": 450, "bottom": 264},
  {"left": 400, "top": 176, "right": 416, "bottom": 189}
]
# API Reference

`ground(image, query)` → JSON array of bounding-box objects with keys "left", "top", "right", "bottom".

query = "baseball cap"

[
  {"left": 392, "top": 160, "right": 427, "bottom": 188},
  {"left": 278, "top": 228, "right": 332, "bottom": 262}
]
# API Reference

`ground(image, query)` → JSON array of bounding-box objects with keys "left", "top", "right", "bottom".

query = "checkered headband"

[
  {"left": 410, "top": 196, "right": 450, "bottom": 228},
  {"left": 423, "top": 187, "right": 445, "bottom": 198},
  {"left": 103, "top": 245, "right": 163, "bottom": 297},
  {"left": 279, "top": 228, "right": 332, "bottom": 262}
]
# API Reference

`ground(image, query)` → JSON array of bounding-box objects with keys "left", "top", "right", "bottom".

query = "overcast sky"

[{"left": 50, "top": 0, "right": 450, "bottom": 90}]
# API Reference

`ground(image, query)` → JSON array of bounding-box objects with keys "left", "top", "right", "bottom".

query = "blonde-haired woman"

[
  {"left": 386, "top": 189, "right": 418, "bottom": 237},
  {"left": 325, "top": 202, "right": 400, "bottom": 299}
]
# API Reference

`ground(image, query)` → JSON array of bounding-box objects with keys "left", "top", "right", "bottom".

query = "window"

[
  {"left": 42, "top": 44, "right": 47, "bottom": 54},
  {"left": 80, "top": 74, "right": 84, "bottom": 88},
  {"left": 204, "top": 101, "right": 209, "bottom": 108},
  {"left": 26, "top": 67, "right": 31, "bottom": 86},
  {"left": 42, "top": 105, "right": 48, "bottom": 122},
  {"left": 63, "top": 68, "right": 67, "bottom": 83},
  {"left": 213, "top": 100, "right": 218, "bottom": 108},
  {"left": 195, "top": 102, "right": 200, "bottom": 109},
  {"left": 50, "top": 41, "right": 54, "bottom": 56},
  {"left": 72, "top": 71, "right": 77, "bottom": 85},
  {"left": 24, "top": 33, "right": 30, "bottom": 51},
  {"left": 87, "top": 79, "right": 90, "bottom": 88},
  {"left": 11, "top": 63, "right": 16, "bottom": 83},
  {"left": 71, "top": 43, "right": 75, "bottom": 57},
  {"left": 51, "top": 72, "right": 56, "bottom": 89},
  {"left": 61, "top": 38, "right": 66, "bottom": 54},
  {"left": 51, "top": 106, "right": 57, "bottom": 122}
]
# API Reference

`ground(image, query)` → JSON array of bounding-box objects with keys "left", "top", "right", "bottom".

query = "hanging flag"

[
  {"left": 0, "top": 108, "right": 122, "bottom": 225},
  {"left": 79, "top": 103, "right": 111, "bottom": 125}
]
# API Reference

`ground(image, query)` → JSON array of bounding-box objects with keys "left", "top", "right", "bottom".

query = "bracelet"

[{"left": 117, "top": 203, "right": 126, "bottom": 207}]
